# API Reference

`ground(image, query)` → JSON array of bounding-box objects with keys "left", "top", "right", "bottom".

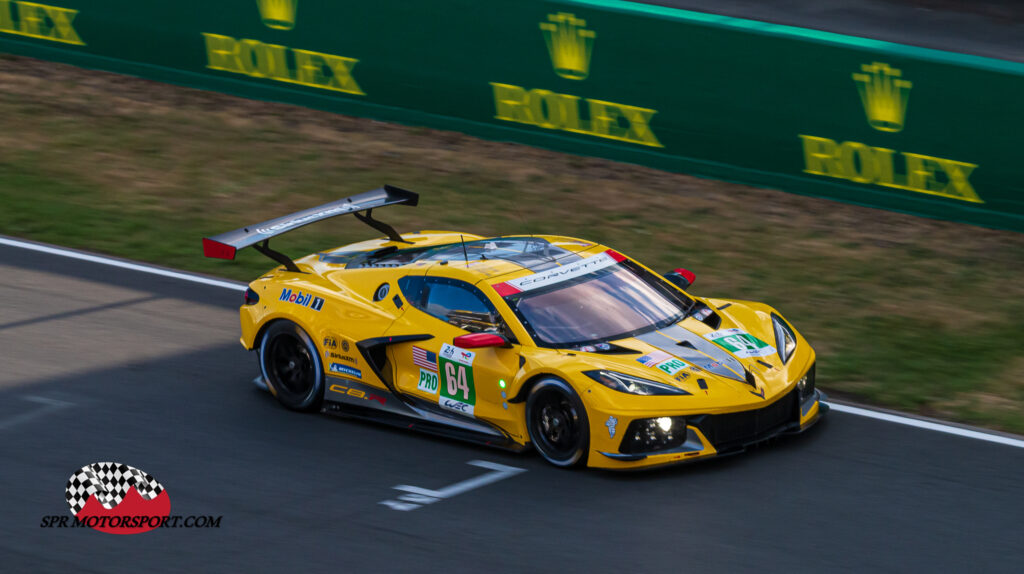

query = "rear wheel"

[
  {"left": 259, "top": 321, "right": 324, "bottom": 412},
  {"left": 526, "top": 378, "right": 589, "bottom": 468}
]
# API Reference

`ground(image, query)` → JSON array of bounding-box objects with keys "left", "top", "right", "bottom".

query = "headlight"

[
  {"left": 771, "top": 313, "right": 797, "bottom": 364},
  {"left": 797, "top": 364, "right": 816, "bottom": 401},
  {"left": 583, "top": 370, "right": 691, "bottom": 396}
]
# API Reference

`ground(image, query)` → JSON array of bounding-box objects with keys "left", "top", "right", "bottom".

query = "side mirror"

[
  {"left": 664, "top": 268, "right": 696, "bottom": 290},
  {"left": 452, "top": 332, "right": 508, "bottom": 349}
]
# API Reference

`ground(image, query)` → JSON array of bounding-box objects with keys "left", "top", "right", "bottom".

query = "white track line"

[
  {"left": 0, "top": 236, "right": 244, "bottom": 291},
  {"left": 3, "top": 235, "right": 1023, "bottom": 449},
  {"left": 829, "top": 403, "right": 1024, "bottom": 449}
]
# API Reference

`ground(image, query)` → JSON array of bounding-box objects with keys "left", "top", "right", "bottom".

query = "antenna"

[{"left": 460, "top": 234, "right": 470, "bottom": 268}]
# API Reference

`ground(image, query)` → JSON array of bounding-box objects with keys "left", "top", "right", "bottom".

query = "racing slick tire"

[
  {"left": 258, "top": 320, "right": 325, "bottom": 412},
  {"left": 526, "top": 378, "right": 590, "bottom": 468}
]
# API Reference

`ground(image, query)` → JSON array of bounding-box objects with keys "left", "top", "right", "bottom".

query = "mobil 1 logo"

[{"left": 438, "top": 343, "right": 476, "bottom": 415}]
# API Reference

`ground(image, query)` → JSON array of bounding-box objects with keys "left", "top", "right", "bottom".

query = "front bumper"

[{"left": 590, "top": 389, "right": 828, "bottom": 470}]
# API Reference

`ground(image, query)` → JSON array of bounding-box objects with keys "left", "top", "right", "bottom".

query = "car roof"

[{"left": 301, "top": 231, "right": 611, "bottom": 286}]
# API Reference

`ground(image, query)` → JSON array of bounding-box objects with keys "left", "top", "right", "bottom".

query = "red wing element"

[{"left": 202, "top": 238, "right": 237, "bottom": 260}]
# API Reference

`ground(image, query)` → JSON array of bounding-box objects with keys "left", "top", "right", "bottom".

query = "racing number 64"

[{"left": 444, "top": 362, "right": 471, "bottom": 400}]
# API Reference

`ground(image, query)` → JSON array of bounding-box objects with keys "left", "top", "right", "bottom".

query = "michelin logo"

[{"left": 330, "top": 363, "right": 362, "bottom": 379}]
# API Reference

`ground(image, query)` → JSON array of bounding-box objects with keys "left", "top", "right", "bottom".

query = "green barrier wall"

[{"left": 2, "top": 0, "right": 1023, "bottom": 230}]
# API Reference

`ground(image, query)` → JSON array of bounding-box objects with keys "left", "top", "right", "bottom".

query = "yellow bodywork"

[{"left": 238, "top": 231, "right": 824, "bottom": 469}]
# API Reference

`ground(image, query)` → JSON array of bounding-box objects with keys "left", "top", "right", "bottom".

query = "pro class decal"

[
  {"left": 438, "top": 343, "right": 475, "bottom": 415},
  {"left": 417, "top": 368, "right": 439, "bottom": 394},
  {"left": 492, "top": 249, "right": 624, "bottom": 294},
  {"left": 704, "top": 329, "right": 775, "bottom": 358},
  {"left": 637, "top": 351, "right": 688, "bottom": 375}
]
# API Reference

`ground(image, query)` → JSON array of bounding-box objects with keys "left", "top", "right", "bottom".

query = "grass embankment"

[{"left": 2, "top": 55, "right": 1023, "bottom": 432}]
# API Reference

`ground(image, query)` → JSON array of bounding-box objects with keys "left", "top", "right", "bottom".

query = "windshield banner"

[{"left": 495, "top": 249, "right": 624, "bottom": 294}]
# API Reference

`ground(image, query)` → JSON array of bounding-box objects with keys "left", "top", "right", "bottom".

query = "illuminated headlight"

[
  {"left": 620, "top": 416, "right": 689, "bottom": 454},
  {"left": 797, "top": 364, "right": 816, "bottom": 401},
  {"left": 584, "top": 370, "right": 691, "bottom": 396},
  {"left": 771, "top": 313, "right": 797, "bottom": 364}
]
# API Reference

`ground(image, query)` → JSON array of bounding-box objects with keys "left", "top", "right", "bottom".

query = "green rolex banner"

[{"left": 2, "top": 0, "right": 1022, "bottom": 230}]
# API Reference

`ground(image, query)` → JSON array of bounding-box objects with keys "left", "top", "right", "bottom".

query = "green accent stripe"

[{"left": 565, "top": 0, "right": 1024, "bottom": 74}]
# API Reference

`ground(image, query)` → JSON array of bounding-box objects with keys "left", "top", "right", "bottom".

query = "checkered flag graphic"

[{"left": 65, "top": 462, "right": 165, "bottom": 515}]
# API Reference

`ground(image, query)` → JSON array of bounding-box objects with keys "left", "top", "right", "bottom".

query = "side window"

[{"left": 402, "top": 277, "right": 506, "bottom": 335}]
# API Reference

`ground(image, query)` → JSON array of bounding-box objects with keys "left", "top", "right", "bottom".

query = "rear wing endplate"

[{"left": 202, "top": 185, "right": 418, "bottom": 271}]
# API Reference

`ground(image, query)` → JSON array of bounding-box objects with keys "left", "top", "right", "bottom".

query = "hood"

[{"left": 571, "top": 305, "right": 790, "bottom": 407}]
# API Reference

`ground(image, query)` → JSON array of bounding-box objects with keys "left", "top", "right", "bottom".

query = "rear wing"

[{"left": 202, "top": 185, "right": 418, "bottom": 271}]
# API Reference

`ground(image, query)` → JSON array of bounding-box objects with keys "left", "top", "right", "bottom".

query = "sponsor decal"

[
  {"left": 606, "top": 416, "right": 618, "bottom": 438},
  {"left": 489, "top": 13, "right": 662, "bottom": 148},
  {"left": 0, "top": 1, "right": 84, "bottom": 45},
  {"left": 440, "top": 343, "right": 475, "bottom": 366},
  {"left": 417, "top": 368, "right": 439, "bottom": 394},
  {"left": 280, "top": 288, "right": 324, "bottom": 311},
  {"left": 439, "top": 344, "right": 475, "bottom": 415},
  {"left": 799, "top": 62, "right": 980, "bottom": 204},
  {"left": 254, "top": 205, "right": 359, "bottom": 235},
  {"left": 637, "top": 350, "right": 671, "bottom": 367},
  {"left": 323, "top": 336, "right": 337, "bottom": 349},
  {"left": 329, "top": 383, "right": 386, "bottom": 405},
  {"left": 704, "top": 329, "right": 775, "bottom": 358},
  {"left": 202, "top": 2, "right": 363, "bottom": 97},
  {"left": 440, "top": 397, "right": 474, "bottom": 416},
  {"left": 341, "top": 339, "right": 350, "bottom": 352},
  {"left": 693, "top": 307, "right": 713, "bottom": 321},
  {"left": 655, "top": 357, "right": 688, "bottom": 376},
  {"left": 328, "top": 352, "right": 357, "bottom": 363},
  {"left": 329, "top": 363, "right": 361, "bottom": 379},
  {"left": 412, "top": 346, "right": 438, "bottom": 370}
]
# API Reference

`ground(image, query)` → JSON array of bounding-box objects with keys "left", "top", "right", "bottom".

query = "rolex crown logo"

[
  {"left": 852, "top": 62, "right": 912, "bottom": 133},
  {"left": 540, "top": 12, "right": 596, "bottom": 81},
  {"left": 256, "top": 0, "right": 298, "bottom": 31}
]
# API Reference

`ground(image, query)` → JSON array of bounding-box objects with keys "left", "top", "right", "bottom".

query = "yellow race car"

[{"left": 203, "top": 186, "right": 827, "bottom": 469}]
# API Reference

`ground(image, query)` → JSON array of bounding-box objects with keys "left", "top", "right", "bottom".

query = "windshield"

[{"left": 503, "top": 261, "right": 692, "bottom": 347}]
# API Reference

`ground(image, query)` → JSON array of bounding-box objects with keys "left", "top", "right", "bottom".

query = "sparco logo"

[{"left": 64, "top": 462, "right": 171, "bottom": 534}]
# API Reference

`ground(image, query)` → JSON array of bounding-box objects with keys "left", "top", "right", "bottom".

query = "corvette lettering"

[{"left": 499, "top": 250, "right": 622, "bottom": 293}]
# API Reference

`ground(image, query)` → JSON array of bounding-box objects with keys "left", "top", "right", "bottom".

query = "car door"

[{"left": 385, "top": 274, "right": 521, "bottom": 430}]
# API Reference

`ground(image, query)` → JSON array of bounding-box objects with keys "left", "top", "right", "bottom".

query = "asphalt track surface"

[
  {"left": 638, "top": 0, "right": 1024, "bottom": 62},
  {"left": 2, "top": 240, "right": 1024, "bottom": 573}
]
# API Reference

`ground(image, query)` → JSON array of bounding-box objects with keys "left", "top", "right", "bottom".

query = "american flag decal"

[{"left": 412, "top": 346, "right": 437, "bottom": 370}]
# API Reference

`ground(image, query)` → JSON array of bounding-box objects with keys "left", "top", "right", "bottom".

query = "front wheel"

[
  {"left": 526, "top": 378, "right": 589, "bottom": 468},
  {"left": 259, "top": 321, "right": 324, "bottom": 412}
]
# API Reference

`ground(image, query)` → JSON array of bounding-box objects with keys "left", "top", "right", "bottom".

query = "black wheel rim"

[
  {"left": 267, "top": 333, "right": 315, "bottom": 398},
  {"left": 530, "top": 389, "right": 582, "bottom": 461}
]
